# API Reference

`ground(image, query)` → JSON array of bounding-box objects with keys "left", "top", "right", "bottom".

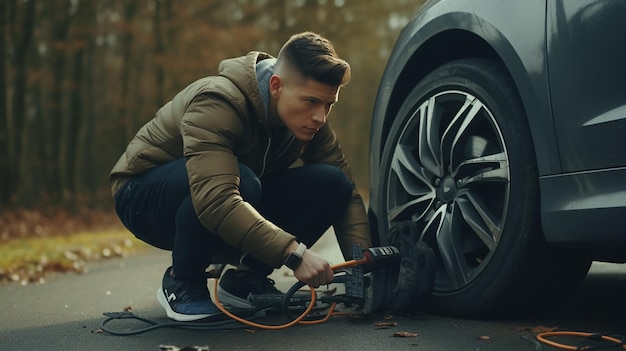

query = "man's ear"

[{"left": 269, "top": 75, "right": 282, "bottom": 99}]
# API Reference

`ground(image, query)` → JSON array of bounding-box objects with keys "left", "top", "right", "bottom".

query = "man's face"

[{"left": 271, "top": 75, "right": 339, "bottom": 141}]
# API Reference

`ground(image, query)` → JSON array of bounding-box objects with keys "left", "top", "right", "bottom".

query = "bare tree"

[
  {"left": 7, "top": 0, "right": 36, "bottom": 206},
  {"left": 0, "top": 0, "right": 425, "bottom": 209},
  {"left": 0, "top": 0, "right": 8, "bottom": 203}
]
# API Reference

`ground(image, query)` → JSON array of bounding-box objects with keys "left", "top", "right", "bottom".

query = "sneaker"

[
  {"left": 156, "top": 267, "right": 221, "bottom": 322},
  {"left": 217, "top": 269, "right": 283, "bottom": 308}
]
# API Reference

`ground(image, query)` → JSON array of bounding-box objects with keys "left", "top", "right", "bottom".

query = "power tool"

[{"left": 100, "top": 221, "right": 436, "bottom": 334}]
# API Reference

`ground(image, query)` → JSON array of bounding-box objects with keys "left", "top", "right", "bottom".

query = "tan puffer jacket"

[{"left": 110, "top": 51, "right": 371, "bottom": 267}]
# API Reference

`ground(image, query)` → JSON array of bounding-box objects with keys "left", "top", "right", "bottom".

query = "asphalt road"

[{"left": 2, "top": 232, "right": 626, "bottom": 351}]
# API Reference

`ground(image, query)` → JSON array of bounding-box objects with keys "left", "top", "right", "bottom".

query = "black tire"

[{"left": 377, "top": 58, "right": 590, "bottom": 317}]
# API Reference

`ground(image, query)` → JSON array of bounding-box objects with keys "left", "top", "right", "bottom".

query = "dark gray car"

[{"left": 368, "top": 0, "right": 626, "bottom": 317}]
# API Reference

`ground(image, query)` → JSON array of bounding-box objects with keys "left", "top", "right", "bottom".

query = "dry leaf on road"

[
  {"left": 533, "top": 325, "right": 558, "bottom": 333},
  {"left": 393, "top": 331, "right": 419, "bottom": 337},
  {"left": 516, "top": 325, "right": 559, "bottom": 333}
]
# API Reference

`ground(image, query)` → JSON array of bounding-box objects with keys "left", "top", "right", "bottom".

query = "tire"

[{"left": 376, "top": 58, "right": 590, "bottom": 317}]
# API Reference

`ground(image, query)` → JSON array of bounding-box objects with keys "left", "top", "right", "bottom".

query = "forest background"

[{"left": 1, "top": 0, "right": 425, "bottom": 245}]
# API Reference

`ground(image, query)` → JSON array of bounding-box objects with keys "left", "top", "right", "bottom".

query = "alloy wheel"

[{"left": 385, "top": 90, "right": 510, "bottom": 293}]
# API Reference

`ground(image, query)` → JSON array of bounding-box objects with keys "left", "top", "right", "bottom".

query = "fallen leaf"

[
  {"left": 384, "top": 314, "right": 394, "bottom": 320},
  {"left": 478, "top": 335, "right": 491, "bottom": 340},
  {"left": 533, "top": 325, "right": 558, "bottom": 333},
  {"left": 123, "top": 305, "right": 133, "bottom": 312},
  {"left": 393, "top": 331, "right": 419, "bottom": 337},
  {"left": 374, "top": 321, "right": 398, "bottom": 327}
]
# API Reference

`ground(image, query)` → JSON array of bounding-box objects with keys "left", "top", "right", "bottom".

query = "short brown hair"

[{"left": 276, "top": 31, "right": 351, "bottom": 87}]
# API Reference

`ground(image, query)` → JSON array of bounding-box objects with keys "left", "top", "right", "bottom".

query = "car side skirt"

[{"left": 540, "top": 167, "right": 626, "bottom": 249}]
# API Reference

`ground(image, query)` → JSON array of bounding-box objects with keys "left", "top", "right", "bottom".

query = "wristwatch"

[{"left": 284, "top": 242, "right": 307, "bottom": 270}]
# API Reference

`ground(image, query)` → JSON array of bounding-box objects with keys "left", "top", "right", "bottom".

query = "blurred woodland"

[{"left": 1, "top": 0, "right": 425, "bottom": 212}]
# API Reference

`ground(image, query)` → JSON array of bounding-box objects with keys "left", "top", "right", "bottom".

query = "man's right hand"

[{"left": 284, "top": 242, "right": 334, "bottom": 288}]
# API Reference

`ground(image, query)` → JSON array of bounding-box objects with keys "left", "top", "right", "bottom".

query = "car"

[{"left": 367, "top": 0, "right": 626, "bottom": 317}]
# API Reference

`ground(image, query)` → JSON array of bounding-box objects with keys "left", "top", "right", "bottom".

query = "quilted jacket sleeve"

[{"left": 181, "top": 94, "right": 295, "bottom": 267}]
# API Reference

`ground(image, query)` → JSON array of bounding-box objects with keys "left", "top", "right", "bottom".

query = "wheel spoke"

[
  {"left": 456, "top": 193, "right": 501, "bottom": 250},
  {"left": 431, "top": 205, "right": 469, "bottom": 289},
  {"left": 388, "top": 194, "right": 435, "bottom": 222},
  {"left": 456, "top": 152, "right": 510, "bottom": 184},
  {"left": 392, "top": 144, "right": 434, "bottom": 191},
  {"left": 441, "top": 94, "right": 480, "bottom": 169},
  {"left": 387, "top": 143, "right": 436, "bottom": 222},
  {"left": 418, "top": 98, "right": 443, "bottom": 176}
]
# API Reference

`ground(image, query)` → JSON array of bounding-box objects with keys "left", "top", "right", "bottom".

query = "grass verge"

[{"left": 0, "top": 230, "right": 149, "bottom": 285}]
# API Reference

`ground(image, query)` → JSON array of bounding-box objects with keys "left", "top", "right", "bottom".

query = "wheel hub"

[{"left": 436, "top": 177, "right": 457, "bottom": 203}]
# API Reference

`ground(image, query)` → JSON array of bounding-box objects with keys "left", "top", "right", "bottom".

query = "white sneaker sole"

[{"left": 156, "top": 287, "right": 216, "bottom": 322}]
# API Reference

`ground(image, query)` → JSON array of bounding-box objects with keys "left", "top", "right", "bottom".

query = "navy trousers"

[{"left": 114, "top": 158, "right": 353, "bottom": 280}]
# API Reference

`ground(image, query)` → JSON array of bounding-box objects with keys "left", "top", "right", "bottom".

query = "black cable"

[
  {"left": 100, "top": 277, "right": 348, "bottom": 335},
  {"left": 281, "top": 280, "right": 311, "bottom": 321},
  {"left": 101, "top": 267, "right": 366, "bottom": 335},
  {"left": 100, "top": 310, "right": 264, "bottom": 336},
  {"left": 280, "top": 275, "right": 358, "bottom": 322}
]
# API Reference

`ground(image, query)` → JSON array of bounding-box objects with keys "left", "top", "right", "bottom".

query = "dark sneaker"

[
  {"left": 156, "top": 267, "right": 221, "bottom": 322},
  {"left": 217, "top": 269, "right": 283, "bottom": 308}
]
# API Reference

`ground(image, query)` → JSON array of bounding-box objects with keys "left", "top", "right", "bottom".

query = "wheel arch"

[
  {"left": 382, "top": 30, "right": 498, "bottom": 147},
  {"left": 369, "top": 29, "right": 508, "bottom": 244},
  {"left": 369, "top": 12, "right": 562, "bottom": 235},
  {"left": 370, "top": 8, "right": 560, "bottom": 180}
]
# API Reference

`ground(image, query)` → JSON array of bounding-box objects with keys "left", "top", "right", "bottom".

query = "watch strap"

[
  {"left": 294, "top": 242, "right": 307, "bottom": 257},
  {"left": 284, "top": 242, "right": 307, "bottom": 270}
]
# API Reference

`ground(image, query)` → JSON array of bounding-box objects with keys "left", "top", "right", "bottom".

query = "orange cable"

[
  {"left": 212, "top": 258, "right": 366, "bottom": 330},
  {"left": 297, "top": 302, "right": 338, "bottom": 325},
  {"left": 213, "top": 280, "right": 316, "bottom": 330},
  {"left": 536, "top": 331, "right": 626, "bottom": 350}
]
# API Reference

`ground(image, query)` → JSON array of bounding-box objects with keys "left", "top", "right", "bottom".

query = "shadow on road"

[{"left": 513, "top": 263, "right": 626, "bottom": 338}]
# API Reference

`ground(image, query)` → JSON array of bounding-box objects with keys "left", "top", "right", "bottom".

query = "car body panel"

[
  {"left": 547, "top": 0, "right": 626, "bottom": 173},
  {"left": 540, "top": 0, "right": 626, "bottom": 248},
  {"left": 541, "top": 167, "right": 626, "bottom": 248},
  {"left": 369, "top": 0, "right": 626, "bottom": 252}
]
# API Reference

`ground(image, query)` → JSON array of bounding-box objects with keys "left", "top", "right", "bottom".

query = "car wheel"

[{"left": 377, "top": 58, "right": 590, "bottom": 317}]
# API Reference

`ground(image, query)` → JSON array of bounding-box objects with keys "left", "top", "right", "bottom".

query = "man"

[{"left": 110, "top": 32, "right": 372, "bottom": 322}]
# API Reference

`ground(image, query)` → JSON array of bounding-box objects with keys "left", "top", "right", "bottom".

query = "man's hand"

[{"left": 284, "top": 241, "right": 334, "bottom": 288}]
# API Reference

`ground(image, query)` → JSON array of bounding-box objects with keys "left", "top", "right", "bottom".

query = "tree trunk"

[
  {"left": 11, "top": 0, "right": 37, "bottom": 207},
  {"left": 65, "top": 2, "right": 97, "bottom": 207},
  {"left": 154, "top": 0, "right": 171, "bottom": 108},
  {"left": 0, "top": 0, "right": 8, "bottom": 203},
  {"left": 120, "top": 2, "right": 137, "bottom": 143},
  {"left": 51, "top": 0, "right": 75, "bottom": 204}
]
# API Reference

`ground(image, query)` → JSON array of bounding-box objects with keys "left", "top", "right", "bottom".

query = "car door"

[
  {"left": 547, "top": 0, "right": 626, "bottom": 172},
  {"left": 541, "top": 0, "right": 626, "bottom": 246}
]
